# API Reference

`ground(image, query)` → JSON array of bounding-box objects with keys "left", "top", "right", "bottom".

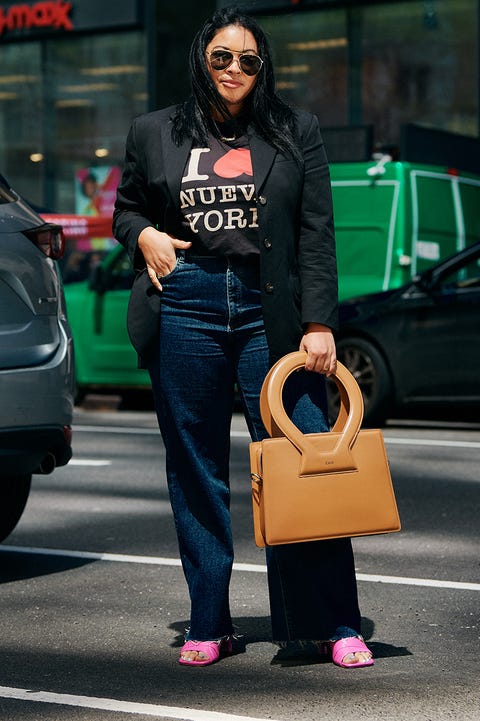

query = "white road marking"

[
  {"left": 0, "top": 686, "right": 277, "bottom": 721},
  {"left": 75, "top": 424, "right": 158, "bottom": 435},
  {"left": 68, "top": 459, "right": 112, "bottom": 466},
  {"left": 1, "top": 545, "right": 478, "bottom": 591},
  {"left": 384, "top": 437, "right": 480, "bottom": 449},
  {"left": 74, "top": 424, "right": 480, "bottom": 449},
  {"left": 355, "top": 573, "right": 480, "bottom": 591}
]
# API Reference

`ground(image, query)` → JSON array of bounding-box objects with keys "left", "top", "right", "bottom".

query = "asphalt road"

[{"left": 0, "top": 402, "right": 479, "bottom": 721}]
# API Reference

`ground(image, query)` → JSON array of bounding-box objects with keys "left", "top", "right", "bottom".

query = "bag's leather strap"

[{"left": 260, "top": 351, "right": 365, "bottom": 476}]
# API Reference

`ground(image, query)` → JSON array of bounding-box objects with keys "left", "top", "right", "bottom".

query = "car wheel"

[
  {"left": 329, "top": 337, "right": 392, "bottom": 426},
  {"left": 0, "top": 473, "right": 32, "bottom": 542}
]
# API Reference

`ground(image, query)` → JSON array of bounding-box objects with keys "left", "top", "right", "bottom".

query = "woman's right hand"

[{"left": 138, "top": 227, "right": 192, "bottom": 291}]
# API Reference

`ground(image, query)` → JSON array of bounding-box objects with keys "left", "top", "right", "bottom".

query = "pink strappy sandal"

[
  {"left": 330, "top": 637, "right": 374, "bottom": 668},
  {"left": 178, "top": 637, "right": 233, "bottom": 667}
]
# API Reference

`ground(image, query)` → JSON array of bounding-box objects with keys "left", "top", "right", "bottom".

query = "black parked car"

[{"left": 335, "top": 241, "right": 480, "bottom": 426}]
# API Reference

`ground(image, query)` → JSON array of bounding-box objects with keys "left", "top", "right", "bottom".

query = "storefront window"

[
  {"left": 0, "top": 43, "right": 44, "bottom": 204},
  {"left": 258, "top": 9, "right": 348, "bottom": 128},
  {"left": 46, "top": 31, "right": 147, "bottom": 213},
  {"left": 0, "top": 30, "right": 147, "bottom": 211},
  {"left": 361, "top": 0, "right": 478, "bottom": 147},
  {"left": 256, "top": 0, "right": 478, "bottom": 153}
]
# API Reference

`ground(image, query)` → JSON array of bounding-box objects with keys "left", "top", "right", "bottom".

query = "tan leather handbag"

[{"left": 250, "top": 351, "right": 401, "bottom": 547}]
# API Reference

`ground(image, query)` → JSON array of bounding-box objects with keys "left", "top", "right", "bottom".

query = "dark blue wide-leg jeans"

[{"left": 147, "top": 254, "right": 361, "bottom": 643}]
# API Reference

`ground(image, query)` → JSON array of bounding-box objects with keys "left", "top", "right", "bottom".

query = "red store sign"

[{"left": 0, "top": 1, "right": 73, "bottom": 36}]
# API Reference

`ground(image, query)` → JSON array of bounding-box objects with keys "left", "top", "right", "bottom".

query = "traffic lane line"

[
  {"left": 73, "top": 424, "right": 480, "bottom": 450},
  {"left": 0, "top": 686, "right": 278, "bottom": 721},
  {"left": 68, "top": 459, "right": 112, "bottom": 466},
  {"left": 0, "top": 545, "right": 478, "bottom": 591}
]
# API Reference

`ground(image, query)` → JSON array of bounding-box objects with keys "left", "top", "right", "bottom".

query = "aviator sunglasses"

[{"left": 207, "top": 49, "right": 264, "bottom": 76}]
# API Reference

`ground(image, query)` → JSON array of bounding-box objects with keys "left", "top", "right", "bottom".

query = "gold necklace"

[{"left": 213, "top": 119, "right": 236, "bottom": 142}]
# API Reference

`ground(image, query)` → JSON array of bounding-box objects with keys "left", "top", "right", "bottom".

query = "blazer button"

[
  {"left": 264, "top": 281, "right": 274, "bottom": 293},
  {"left": 263, "top": 237, "right": 272, "bottom": 249},
  {"left": 258, "top": 195, "right": 267, "bottom": 205}
]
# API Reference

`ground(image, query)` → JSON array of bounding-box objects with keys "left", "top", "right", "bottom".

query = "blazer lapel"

[
  {"left": 160, "top": 122, "right": 193, "bottom": 209},
  {"left": 248, "top": 130, "right": 277, "bottom": 193}
]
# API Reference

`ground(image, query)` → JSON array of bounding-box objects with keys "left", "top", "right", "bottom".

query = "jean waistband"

[
  {"left": 179, "top": 249, "right": 259, "bottom": 267},
  {"left": 182, "top": 249, "right": 216, "bottom": 259}
]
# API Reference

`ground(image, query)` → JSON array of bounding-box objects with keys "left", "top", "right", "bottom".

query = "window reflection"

[
  {"left": 257, "top": 0, "right": 478, "bottom": 149},
  {"left": 0, "top": 31, "right": 147, "bottom": 211},
  {"left": 259, "top": 10, "right": 348, "bottom": 128},
  {"left": 361, "top": 0, "right": 477, "bottom": 146}
]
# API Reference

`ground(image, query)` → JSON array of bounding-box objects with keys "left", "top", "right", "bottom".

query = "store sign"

[
  {"left": 0, "top": 0, "right": 139, "bottom": 38},
  {"left": 0, "top": 1, "right": 73, "bottom": 36}
]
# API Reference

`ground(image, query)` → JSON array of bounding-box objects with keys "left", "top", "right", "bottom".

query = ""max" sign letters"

[{"left": 0, "top": 1, "right": 73, "bottom": 36}]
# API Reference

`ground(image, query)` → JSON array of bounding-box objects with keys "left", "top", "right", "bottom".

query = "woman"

[{"left": 113, "top": 7, "right": 373, "bottom": 669}]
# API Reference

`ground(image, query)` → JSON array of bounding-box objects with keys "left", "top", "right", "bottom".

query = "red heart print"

[{"left": 214, "top": 148, "right": 253, "bottom": 178}]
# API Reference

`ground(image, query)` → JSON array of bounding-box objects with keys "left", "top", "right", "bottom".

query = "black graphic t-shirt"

[{"left": 180, "top": 132, "right": 260, "bottom": 260}]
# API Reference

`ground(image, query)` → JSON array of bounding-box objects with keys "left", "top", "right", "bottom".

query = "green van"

[
  {"left": 332, "top": 159, "right": 480, "bottom": 300},
  {"left": 62, "top": 158, "right": 480, "bottom": 400},
  {"left": 62, "top": 243, "right": 151, "bottom": 401}
]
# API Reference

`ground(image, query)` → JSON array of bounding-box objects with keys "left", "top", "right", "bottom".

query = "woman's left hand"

[{"left": 299, "top": 323, "right": 337, "bottom": 375}]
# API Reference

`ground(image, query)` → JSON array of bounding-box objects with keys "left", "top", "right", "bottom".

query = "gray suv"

[{"left": 0, "top": 174, "right": 74, "bottom": 541}]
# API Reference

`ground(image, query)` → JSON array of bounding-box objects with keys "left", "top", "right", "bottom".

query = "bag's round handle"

[{"left": 261, "top": 351, "right": 364, "bottom": 476}]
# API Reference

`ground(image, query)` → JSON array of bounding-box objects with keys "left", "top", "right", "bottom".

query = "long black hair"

[{"left": 171, "top": 7, "right": 300, "bottom": 160}]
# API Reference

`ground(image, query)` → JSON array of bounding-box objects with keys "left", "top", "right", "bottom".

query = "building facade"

[
  {"left": 235, "top": 0, "right": 479, "bottom": 157},
  {"left": 0, "top": 0, "right": 478, "bottom": 212}
]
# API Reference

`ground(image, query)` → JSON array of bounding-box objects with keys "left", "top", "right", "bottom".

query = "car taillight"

[
  {"left": 63, "top": 425, "right": 72, "bottom": 446},
  {"left": 25, "top": 224, "right": 65, "bottom": 260}
]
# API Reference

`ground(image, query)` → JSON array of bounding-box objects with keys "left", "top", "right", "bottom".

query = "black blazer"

[{"left": 112, "top": 105, "right": 338, "bottom": 366}]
